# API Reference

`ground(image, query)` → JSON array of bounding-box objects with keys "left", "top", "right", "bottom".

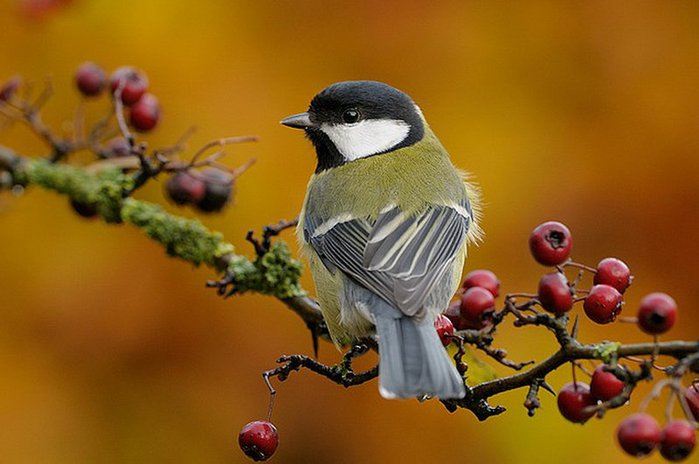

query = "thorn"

[
  {"left": 571, "top": 314, "right": 580, "bottom": 338},
  {"left": 540, "top": 380, "right": 556, "bottom": 396}
]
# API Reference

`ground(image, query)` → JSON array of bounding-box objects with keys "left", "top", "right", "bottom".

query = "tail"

[{"left": 373, "top": 312, "right": 466, "bottom": 399}]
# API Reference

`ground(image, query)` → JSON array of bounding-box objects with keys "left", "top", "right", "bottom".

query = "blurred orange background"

[{"left": 0, "top": 1, "right": 698, "bottom": 463}]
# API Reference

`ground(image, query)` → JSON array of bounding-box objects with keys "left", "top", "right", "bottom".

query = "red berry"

[
  {"left": 444, "top": 300, "right": 465, "bottom": 329},
  {"left": 129, "top": 93, "right": 160, "bottom": 132},
  {"left": 462, "top": 269, "right": 500, "bottom": 298},
  {"left": 434, "top": 314, "right": 454, "bottom": 347},
  {"left": 239, "top": 420, "right": 279, "bottom": 462},
  {"left": 594, "top": 257, "right": 633, "bottom": 294},
  {"left": 685, "top": 385, "right": 699, "bottom": 421},
  {"left": 660, "top": 420, "right": 696, "bottom": 462},
  {"left": 637, "top": 292, "right": 677, "bottom": 335},
  {"left": 0, "top": 75, "right": 21, "bottom": 102},
  {"left": 537, "top": 272, "right": 573, "bottom": 314},
  {"left": 583, "top": 284, "right": 623, "bottom": 324},
  {"left": 459, "top": 287, "right": 495, "bottom": 329},
  {"left": 557, "top": 382, "right": 597, "bottom": 424},
  {"left": 589, "top": 365, "right": 625, "bottom": 401},
  {"left": 75, "top": 62, "right": 106, "bottom": 97},
  {"left": 165, "top": 171, "right": 206, "bottom": 205},
  {"left": 445, "top": 300, "right": 477, "bottom": 330},
  {"left": 110, "top": 66, "right": 149, "bottom": 105},
  {"left": 195, "top": 168, "right": 234, "bottom": 213},
  {"left": 529, "top": 221, "right": 573, "bottom": 266},
  {"left": 99, "top": 137, "right": 131, "bottom": 158},
  {"left": 617, "top": 413, "right": 662, "bottom": 457}
]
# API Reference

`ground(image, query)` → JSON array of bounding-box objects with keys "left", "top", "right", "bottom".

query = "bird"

[{"left": 281, "top": 80, "right": 481, "bottom": 399}]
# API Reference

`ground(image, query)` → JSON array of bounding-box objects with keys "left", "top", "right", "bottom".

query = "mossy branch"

[
  {"left": 120, "top": 198, "right": 234, "bottom": 266},
  {"left": 1, "top": 145, "right": 306, "bottom": 301}
]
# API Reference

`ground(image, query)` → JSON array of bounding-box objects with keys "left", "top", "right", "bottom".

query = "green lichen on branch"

[
  {"left": 13, "top": 158, "right": 132, "bottom": 223},
  {"left": 594, "top": 341, "right": 622, "bottom": 363},
  {"left": 2, "top": 151, "right": 305, "bottom": 300},
  {"left": 226, "top": 241, "right": 305, "bottom": 298},
  {"left": 121, "top": 198, "right": 235, "bottom": 267}
]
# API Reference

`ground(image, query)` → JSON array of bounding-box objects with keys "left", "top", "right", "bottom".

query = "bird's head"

[{"left": 281, "top": 81, "right": 425, "bottom": 173}]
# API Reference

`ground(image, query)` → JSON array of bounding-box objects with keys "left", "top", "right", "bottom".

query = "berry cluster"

[
  {"left": 618, "top": 413, "right": 696, "bottom": 461},
  {"left": 3, "top": 65, "right": 256, "bottom": 218},
  {"left": 433, "top": 221, "right": 696, "bottom": 462},
  {"left": 439, "top": 222, "right": 662, "bottom": 337},
  {"left": 76, "top": 62, "right": 160, "bottom": 132},
  {"left": 443, "top": 269, "right": 499, "bottom": 331},
  {"left": 527, "top": 221, "right": 677, "bottom": 334},
  {"left": 526, "top": 221, "right": 695, "bottom": 461},
  {"left": 555, "top": 367, "right": 630, "bottom": 425},
  {"left": 62, "top": 63, "right": 254, "bottom": 216}
]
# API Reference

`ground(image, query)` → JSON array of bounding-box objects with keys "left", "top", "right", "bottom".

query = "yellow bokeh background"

[{"left": 1, "top": 1, "right": 698, "bottom": 463}]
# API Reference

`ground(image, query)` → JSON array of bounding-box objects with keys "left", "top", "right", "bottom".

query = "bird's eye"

[{"left": 342, "top": 109, "right": 361, "bottom": 124}]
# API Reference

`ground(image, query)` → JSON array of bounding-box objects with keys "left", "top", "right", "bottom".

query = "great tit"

[{"left": 281, "top": 81, "right": 481, "bottom": 399}]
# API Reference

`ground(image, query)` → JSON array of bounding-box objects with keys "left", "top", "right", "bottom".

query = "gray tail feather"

[{"left": 374, "top": 314, "right": 466, "bottom": 399}]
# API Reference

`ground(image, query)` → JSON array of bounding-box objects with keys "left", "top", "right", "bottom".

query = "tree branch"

[
  {"left": 1, "top": 144, "right": 310, "bottom": 301},
  {"left": 2, "top": 134, "right": 697, "bottom": 422},
  {"left": 264, "top": 344, "right": 378, "bottom": 390},
  {"left": 469, "top": 340, "right": 698, "bottom": 401}
]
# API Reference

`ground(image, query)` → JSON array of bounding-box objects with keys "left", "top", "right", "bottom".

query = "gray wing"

[{"left": 304, "top": 201, "right": 472, "bottom": 317}]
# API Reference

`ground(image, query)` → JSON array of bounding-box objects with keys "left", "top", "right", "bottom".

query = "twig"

[
  {"left": 572, "top": 360, "right": 594, "bottom": 377},
  {"left": 466, "top": 341, "right": 697, "bottom": 404},
  {"left": 31, "top": 77, "right": 54, "bottom": 111},
  {"left": 9, "top": 82, "right": 72, "bottom": 161},
  {"left": 562, "top": 260, "right": 597, "bottom": 274},
  {"left": 263, "top": 353, "right": 378, "bottom": 389},
  {"left": 477, "top": 344, "right": 534, "bottom": 371},
  {"left": 246, "top": 219, "right": 299, "bottom": 257},
  {"left": 189, "top": 136, "right": 258, "bottom": 165},
  {"left": 451, "top": 335, "right": 469, "bottom": 376},
  {"left": 112, "top": 82, "right": 134, "bottom": 147},
  {"left": 524, "top": 378, "right": 554, "bottom": 417},
  {"left": 230, "top": 157, "right": 256, "bottom": 178},
  {"left": 158, "top": 126, "right": 197, "bottom": 157}
]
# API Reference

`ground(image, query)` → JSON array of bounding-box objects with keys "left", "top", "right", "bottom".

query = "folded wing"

[{"left": 305, "top": 201, "right": 471, "bottom": 318}]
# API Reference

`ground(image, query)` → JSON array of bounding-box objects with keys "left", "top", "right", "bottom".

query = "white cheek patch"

[{"left": 320, "top": 119, "right": 411, "bottom": 161}]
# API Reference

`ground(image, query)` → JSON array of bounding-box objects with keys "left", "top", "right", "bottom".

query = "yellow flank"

[
  {"left": 307, "top": 252, "right": 353, "bottom": 345},
  {"left": 297, "top": 126, "right": 482, "bottom": 346}
]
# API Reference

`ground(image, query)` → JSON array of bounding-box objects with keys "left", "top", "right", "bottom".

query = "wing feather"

[{"left": 305, "top": 201, "right": 471, "bottom": 317}]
